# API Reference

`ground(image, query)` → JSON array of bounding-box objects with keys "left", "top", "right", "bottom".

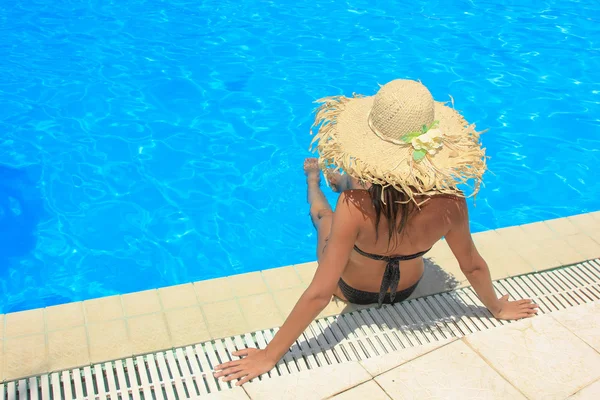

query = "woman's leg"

[
  {"left": 304, "top": 158, "right": 333, "bottom": 259},
  {"left": 304, "top": 159, "right": 347, "bottom": 300}
]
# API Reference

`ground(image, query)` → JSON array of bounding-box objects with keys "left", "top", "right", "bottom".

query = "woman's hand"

[
  {"left": 492, "top": 294, "right": 539, "bottom": 320},
  {"left": 213, "top": 348, "right": 276, "bottom": 386}
]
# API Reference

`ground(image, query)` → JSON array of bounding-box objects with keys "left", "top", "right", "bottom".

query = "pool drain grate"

[{"left": 2, "top": 259, "right": 600, "bottom": 399}]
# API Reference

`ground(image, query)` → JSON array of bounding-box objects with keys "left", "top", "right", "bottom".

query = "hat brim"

[{"left": 310, "top": 94, "right": 487, "bottom": 200}]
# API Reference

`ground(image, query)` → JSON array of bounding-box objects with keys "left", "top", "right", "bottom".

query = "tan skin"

[{"left": 214, "top": 158, "right": 538, "bottom": 386}]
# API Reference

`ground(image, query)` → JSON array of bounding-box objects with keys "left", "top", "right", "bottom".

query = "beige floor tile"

[
  {"left": 228, "top": 271, "right": 268, "bottom": 298},
  {"left": 5, "top": 308, "right": 45, "bottom": 338},
  {"left": 495, "top": 225, "right": 533, "bottom": 251},
  {"left": 564, "top": 234, "right": 600, "bottom": 260},
  {"left": 45, "top": 302, "right": 85, "bottom": 331},
  {"left": 272, "top": 286, "right": 306, "bottom": 316},
  {"left": 331, "top": 380, "right": 391, "bottom": 400},
  {"left": 47, "top": 326, "right": 90, "bottom": 371},
  {"left": 431, "top": 256, "right": 464, "bottom": 282},
  {"left": 426, "top": 239, "right": 454, "bottom": 260},
  {"left": 127, "top": 313, "right": 172, "bottom": 355},
  {"left": 165, "top": 306, "right": 211, "bottom": 347},
  {"left": 158, "top": 283, "right": 199, "bottom": 310},
  {"left": 88, "top": 319, "right": 132, "bottom": 364},
  {"left": 122, "top": 289, "right": 162, "bottom": 317},
  {"left": 294, "top": 261, "right": 318, "bottom": 285},
  {"left": 4, "top": 334, "right": 48, "bottom": 380},
  {"left": 551, "top": 301, "right": 600, "bottom": 352},
  {"left": 261, "top": 266, "right": 303, "bottom": 291},
  {"left": 360, "top": 338, "right": 457, "bottom": 377},
  {"left": 521, "top": 221, "right": 558, "bottom": 242},
  {"left": 202, "top": 387, "right": 250, "bottom": 399},
  {"left": 473, "top": 229, "right": 507, "bottom": 253},
  {"left": 84, "top": 295, "right": 124, "bottom": 323},
  {"left": 538, "top": 238, "right": 586, "bottom": 267},
  {"left": 546, "top": 216, "right": 581, "bottom": 236},
  {"left": 590, "top": 211, "right": 600, "bottom": 222},
  {"left": 464, "top": 315, "right": 600, "bottom": 400},
  {"left": 202, "top": 299, "right": 248, "bottom": 338},
  {"left": 515, "top": 243, "right": 562, "bottom": 271},
  {"left": 486, "top": 249, "right": 535, "bottom": 278},
  {"left": 375, "top": 340, "right": 525, "bottom": 400},
  {"left": 0, "top": 314, "right": 4, "bottom": 338},
  {"left": 589, "top": 230, "right": 600, "bottom": 246},
  {"left": 194, "top": 277, "right": 235, "bottom": 304},
  {"left": 568, "top": 213, "right": 600, "bottom": 233},
  {"left": 239, "top": 293, "right": 284, "bottom": 332},
  {"left": 244, "top": 361, "right": 371, "bottom": 400},
  {"left": 319, "top": 297, "right": 352, "bottom": 318},
  {"left": 569, "top": 379, "right": 600, "bottom": 399}
]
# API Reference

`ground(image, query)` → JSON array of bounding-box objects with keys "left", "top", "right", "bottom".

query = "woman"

[{"left": 214, "top": 79, "right": 538, "bottom": 385}]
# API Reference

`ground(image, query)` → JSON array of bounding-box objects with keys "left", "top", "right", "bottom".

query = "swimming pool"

[{"left": 1, "top": 0, "right": 599, "bottom": 313}]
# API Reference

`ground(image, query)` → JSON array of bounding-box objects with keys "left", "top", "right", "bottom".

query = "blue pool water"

[{"left": 1, "top": 0, "right": 599, "bottom": 313}]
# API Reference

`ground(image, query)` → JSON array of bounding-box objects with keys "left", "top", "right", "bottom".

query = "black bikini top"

[{"left": 353, "top": 245, "right": 430, "bottom": 307}]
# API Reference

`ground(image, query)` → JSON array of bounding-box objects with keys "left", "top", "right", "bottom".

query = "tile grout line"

[
  {"left": 188, "top": 280, "right": 217, "bottom": 343},
  {"left": 40, "top": 304, "right": 50, "bottom": 376},
  {"left": 548, "top": 311, "right": 600, "bottom": 357},
  {"left": 154, "top": 288, "right": 179, "bottom": 350},
  {"left": 231, "top": 272, "right": 288, "bottom": 333},
  {"left": 79, "top": 303, "right": 94, "bottom": 370},
  {"left": 367, "top": 338, "right": 460, "bottom": 378},
  {"left": 321, "top": 377, "right": 393, "bottom": 400},
  {"left": 327, "top": 362, "right": 373, "bottom": 399},
  {"left": 232, "top": 297, "right": 253, "bottom": 337},
  {"left": 567, "top": 376, "right": 600, "bottom": 398},
  {"left": 119, "top": 294, "right": 139, "bottom": 363},
  {"left": 242, "top": 384, "right": 252, "bottom": 399},
  {"left": 354, "top": 356, "right": 395, "bottom": 399},
  {"left": 461, "top": 337, "right": 531, "bottom": 400},
  {"left": 41, "top": 308, "right": 50, "bottom": 377},
  {"left": 372, "top": 378, "right": 393, "bottom": 400}
]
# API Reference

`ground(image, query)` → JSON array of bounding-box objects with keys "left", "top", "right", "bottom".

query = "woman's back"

[{"left": 337, "top": 189, "right": 464, "bottom": 295}]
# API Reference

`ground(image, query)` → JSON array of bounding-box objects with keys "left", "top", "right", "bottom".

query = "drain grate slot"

[{"left": 3, "top": 259, "right": 600, "bottom": 400}]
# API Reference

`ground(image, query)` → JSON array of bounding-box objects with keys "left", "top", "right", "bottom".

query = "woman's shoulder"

[
  {"left": 337, "top": 189, "right": 373, "bottom": 214},
  {"left": 420, "top": 193, "right": 469, "bottom": 220},
  {"left": 339, "top": 189, "right": 372, "bottom": 204}
]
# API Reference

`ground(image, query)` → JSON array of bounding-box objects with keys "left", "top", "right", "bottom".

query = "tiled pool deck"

[
  {"left": 1, "top": 211, "right": 599, "bottom": 383},
  {"left": 241, "top": 301, "right": 600, "bottom": 400}
]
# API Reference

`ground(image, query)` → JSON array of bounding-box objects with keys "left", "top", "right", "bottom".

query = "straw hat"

[{"left": 310, "top": 79, "right": 487, "bottom": 203}]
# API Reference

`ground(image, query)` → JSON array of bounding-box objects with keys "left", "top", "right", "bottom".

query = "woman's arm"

[
  {"left": 445, "top": 197, "right": 538, "bottom": 319},
  {"left": 214, "top": 192, "right": 360, "bottom": 385}
]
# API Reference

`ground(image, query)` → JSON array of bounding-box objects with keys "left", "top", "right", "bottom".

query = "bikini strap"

[
  {"left": 352, "top": 245, "right": 431, "bottom": 307},
  {"left": 353, "top": 245, "right": 430, "bottom": 261}
]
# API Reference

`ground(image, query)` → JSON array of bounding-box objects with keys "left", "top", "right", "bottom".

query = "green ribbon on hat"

[{"left": 399, "top": 121, "right": 440, "bottom": 161}]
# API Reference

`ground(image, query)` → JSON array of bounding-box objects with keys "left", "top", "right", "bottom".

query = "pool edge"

[{"left": 1, "top": 211, "right": 599, "bottom": 382}]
